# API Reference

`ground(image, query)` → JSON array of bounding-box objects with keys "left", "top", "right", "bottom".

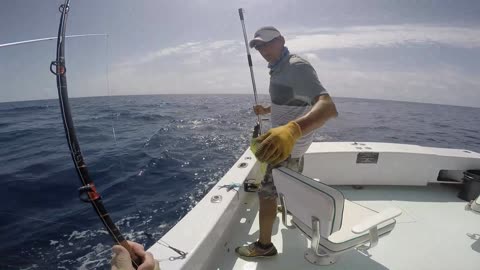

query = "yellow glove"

[
  {"left": 250, "top": 139, "right": 268, "bottom": 175},
  {"left": 252, "top": 121, "right": 302, "bottom": 165}
]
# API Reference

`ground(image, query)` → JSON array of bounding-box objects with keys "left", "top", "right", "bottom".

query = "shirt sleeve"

[{"left": 290, "top": 62, "right": 328, "bottom": 105}]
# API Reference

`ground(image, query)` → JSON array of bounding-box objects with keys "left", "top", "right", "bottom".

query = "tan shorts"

[{"left": 258, "top": 156, "right": 304, "bottom": 200}]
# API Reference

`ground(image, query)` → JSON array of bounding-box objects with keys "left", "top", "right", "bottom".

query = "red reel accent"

[{"left": 88, "top": 184, "right": 101, "bottom": 200}]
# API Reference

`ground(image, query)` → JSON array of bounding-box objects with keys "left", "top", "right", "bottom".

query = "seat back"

[{"left": 273, "top": 167, "right": 345, "bottom": 238}]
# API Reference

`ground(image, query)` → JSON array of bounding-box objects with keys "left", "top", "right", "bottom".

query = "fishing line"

[
  {"left": 104, "top": 34, "right": 119, "bottom": 145},
  {"left": 101, "top": 22, "right": 159, "bottom": 252},
  {"left": 0, "top": 34, "right": 106, "bottom": 48}
]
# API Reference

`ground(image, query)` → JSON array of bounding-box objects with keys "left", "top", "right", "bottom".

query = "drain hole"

[{"left": 238, "top": 162, "right": 248, "bottom": 168}]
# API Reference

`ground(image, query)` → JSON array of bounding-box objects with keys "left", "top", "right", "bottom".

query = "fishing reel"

[{"left": 78, "top": 184, "right": 101, "bottom": 203}]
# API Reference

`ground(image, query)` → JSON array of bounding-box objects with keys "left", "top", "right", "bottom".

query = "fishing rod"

[
  {"left": 0, "top": 34, "right": 106, "bottom": 48},
  {"left": 49, "top": 0, "right": 140, "bottom": 268},
  {"left": 238, "top": 8, "right": 262, "bottom": 138}
]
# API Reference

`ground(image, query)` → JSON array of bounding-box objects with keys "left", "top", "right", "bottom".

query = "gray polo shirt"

[{"left": 269, "top": 54, "right": 328, "bottom": 158}]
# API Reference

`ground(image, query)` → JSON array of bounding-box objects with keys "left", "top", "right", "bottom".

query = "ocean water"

[{"left": 1, "top": 94, "right": 479, "bottom": 269}]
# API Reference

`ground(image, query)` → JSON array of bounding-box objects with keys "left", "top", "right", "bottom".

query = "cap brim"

[{"left": 249, "top": 38, "right": 268, "bottom": 48}]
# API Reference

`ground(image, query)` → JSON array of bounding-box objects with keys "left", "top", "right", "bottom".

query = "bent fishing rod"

[
  {"left": 238, "top": 8, "right": 262, "bottom": 138},
  {"left": 50, "top": 0, "right": 140, "bottom": 268}
]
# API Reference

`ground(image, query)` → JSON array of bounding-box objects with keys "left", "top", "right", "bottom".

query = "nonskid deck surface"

[{"left": 216, "top": 184, "right": 480, "bottom": 270}]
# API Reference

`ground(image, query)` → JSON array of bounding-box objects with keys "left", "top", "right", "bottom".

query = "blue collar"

[{"left": 268, "top": 47, "right": 290, "bottom": 71}]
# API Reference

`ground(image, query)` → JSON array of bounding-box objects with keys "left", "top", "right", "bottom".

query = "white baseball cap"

[{"left": 249, "top": 26, "right": 281, "bottom": 48}]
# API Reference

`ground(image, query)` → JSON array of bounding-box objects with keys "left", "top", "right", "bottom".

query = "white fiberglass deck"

[
  {"left": 150, "top": 143, "right": 480, "bottom": 270},
  {"left": 217, "top": 184, "right": 480, "bottom": 270}
]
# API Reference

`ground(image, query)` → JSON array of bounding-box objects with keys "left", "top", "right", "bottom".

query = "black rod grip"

[{"left": 238, "top": 8, "right": 244, "bottom": 20}]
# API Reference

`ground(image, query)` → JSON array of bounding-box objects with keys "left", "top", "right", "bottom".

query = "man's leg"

[
  {"left": 258, "top": 195, "right": 277, "bottom": 245},
  {"left": 235, "top": 157, "right": 303, "bottom": 257},
  {"left": 256, "top": 162, "right": 278, "bottom": 246},
  {"left": 235, "top": 164, "right": 278, "bottom": 257}
]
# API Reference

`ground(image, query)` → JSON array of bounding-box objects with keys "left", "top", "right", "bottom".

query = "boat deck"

[{"left": 216, "top": 184, "right": 480, "bottom": 270}]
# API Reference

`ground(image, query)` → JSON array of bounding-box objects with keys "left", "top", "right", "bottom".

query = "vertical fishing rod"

[
  {"left": 49, "top": 0, "right": 140, "bottom": 268},
  {"left": 238, "top": 8, "right": 262, "bottom": 138}
]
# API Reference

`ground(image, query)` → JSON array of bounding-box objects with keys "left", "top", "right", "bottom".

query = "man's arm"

[
  {"left": 252, "top": 94, "right": 338, "bottom": 165},
  {"left": 296, "top": 94, "right": 338, "bottom": 134}
]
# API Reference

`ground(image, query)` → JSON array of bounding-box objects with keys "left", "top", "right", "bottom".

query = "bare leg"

[{"left": 258, "top": 195, "right": 277, "bottom": 245}]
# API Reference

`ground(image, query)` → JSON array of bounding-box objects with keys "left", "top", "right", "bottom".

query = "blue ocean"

[{"left": 1, "top": 95, "right": 479, "bottom": 269}]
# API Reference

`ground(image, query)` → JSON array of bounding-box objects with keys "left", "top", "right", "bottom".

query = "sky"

[{"left": 1, "top": 0, "right": 480, "bottom": 107}]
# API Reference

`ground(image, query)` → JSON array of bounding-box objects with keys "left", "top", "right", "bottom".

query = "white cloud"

[
  {"left": 118, "top": 40, "right": 242, "bottom": 67},
  {"left": 316, "top": 62, "right": 480, "bottom": 106},
  {"left": 109, "top": 23, "right": 480, "bottom": 107},
  {"left": 118, "top": 24, "right": 480, "bottom": 68},
  {"left": 287, "top": 24, "right": 480, "bottom": 53}
]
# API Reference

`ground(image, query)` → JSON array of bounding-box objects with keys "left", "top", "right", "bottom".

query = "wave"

[{"left": 3, "top": 95, "right": 480, "bottom": 269}]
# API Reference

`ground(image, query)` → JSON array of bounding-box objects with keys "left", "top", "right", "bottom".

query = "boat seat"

[{"left": 273, "top": 167, "right": 402, "bottom": 265}]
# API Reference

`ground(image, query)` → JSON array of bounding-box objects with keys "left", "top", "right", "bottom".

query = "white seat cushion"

[
  {"left": 273, "top": 167, "right": 396, "bottom": 253},
  {"left": 293, "top": 200, "right": 396, "bottom": 252},
  {"left": 327, "top": 201, "right": 395, "bottom": 248}
]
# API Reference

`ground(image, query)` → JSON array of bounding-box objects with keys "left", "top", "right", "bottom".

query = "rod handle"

[
  {"left": 119, "top": 240, "right": 142, "bottom": 269},
  {"left": 238, "top": 8, "right": 244, "bottom": 20}
]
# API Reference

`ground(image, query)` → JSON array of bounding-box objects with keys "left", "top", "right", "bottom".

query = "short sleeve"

[{"left": 290, "top": 62, "right": 328, "bottom": 105}]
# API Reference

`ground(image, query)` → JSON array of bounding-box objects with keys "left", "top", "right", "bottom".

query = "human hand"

[
  {"left": 253, "top": 105, "right": 270, "bottom": 115},
  {"left": 252, "top": 121, "right": 302, "bottom": 165},
  {"left": 111, "top": 241, "right": 160, "bottom": 270}
]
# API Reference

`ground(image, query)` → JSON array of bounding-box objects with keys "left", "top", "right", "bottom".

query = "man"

[{"left": 235, "top": 26, "right": 338, "bottom": 257}]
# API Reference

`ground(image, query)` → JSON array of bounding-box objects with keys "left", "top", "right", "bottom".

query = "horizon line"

[{"left": 2, "top": 93, "right": 479, "bottom": 109}]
